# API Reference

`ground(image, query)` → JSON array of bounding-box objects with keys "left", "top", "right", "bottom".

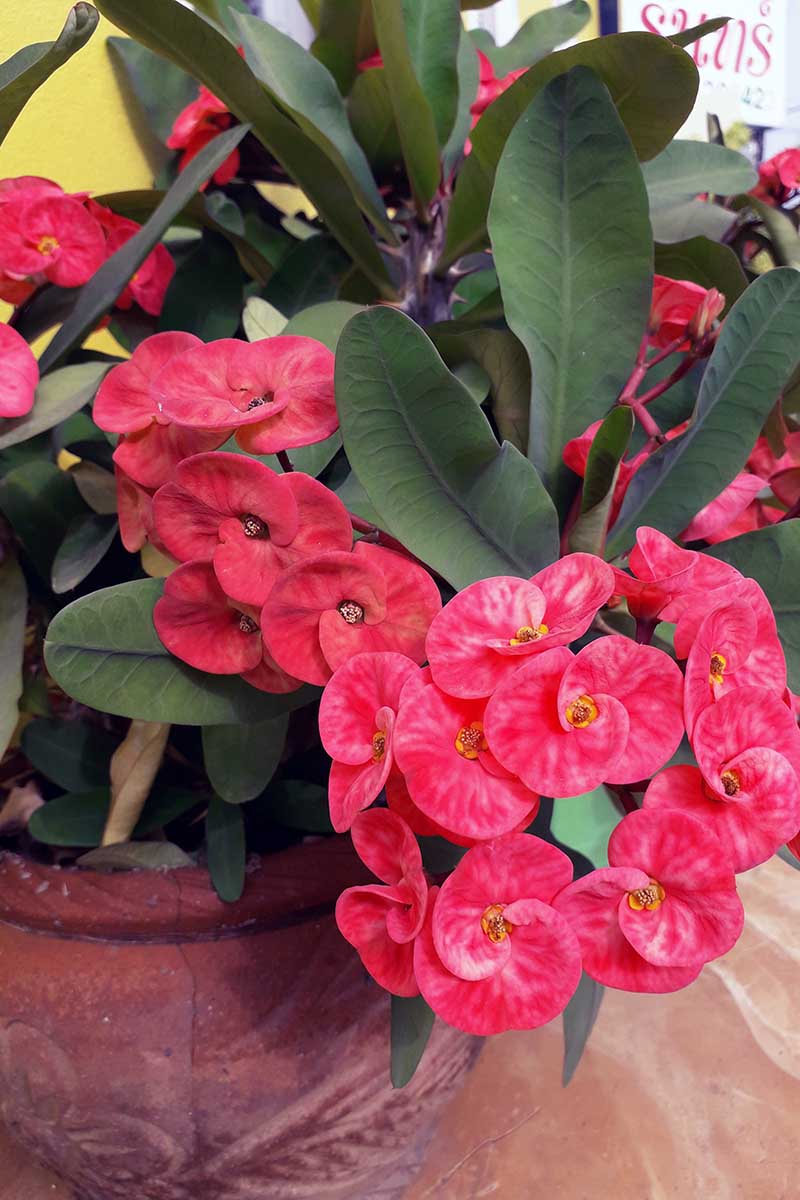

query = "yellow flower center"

[
  {"left": 36, "top": 234, "right": 59, "bottom": 256},
  {"left": 627, "top": 880, "right": 666, "bottom": 911},
  {"left": 455, "top": 721, "right": 488, "bottom": 760},
  {"left": 720, "top": 769, "right": 741, "bottom": 796},
  {"left": 709, "top": 651, "right": 727, "bottom": 686},
  {"left": 565, "top": 694, "right": 599, "bottom": 728},
  {"left": 481, "top": 903, "right": 513, "bottom": 943},
  {"left": 509, "top": 622, "right": 548, "bottom": 646},
  {"left": 372, "top": 730, "right": 386, "bottom": 762}
]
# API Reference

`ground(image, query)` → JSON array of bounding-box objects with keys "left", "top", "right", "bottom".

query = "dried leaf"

[{"left": 103, "top": 720, "right": 170, "bottom": 845}]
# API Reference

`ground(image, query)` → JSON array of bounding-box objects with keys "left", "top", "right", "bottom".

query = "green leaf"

[
  {"left": 0, "top": 2, "right": 98, "bottom": 144},
  {"left": 69, "top": 462, "right": 118, "bottom": 515},
  {"left": 654, "top": 237, "right": 746, "bottom": 314},
  {"left": 371, "top": 0, "right": 441, "bottom": 216},
  {"left": 0, "top": 462, "right": 86, "bottom": 582},
  {"left": 608, "top": 269, "right": 800, "bottom": 553},
  {"left": 77, "top": 841, "right": 194, "bottom": 870},
  {"left": 51, "top": 513, "right": 118, "bottom": 594},
  {"left": 670, "top": 17, "right": 729, "bottom": 47},
  {"left": 335, "top": 306, "right": 559, "bottom": 589},
  {"left": 159, "top": 233, "right": 246, "bottom": 340},
  {"left": 243, "top": 296, "right": 287, "bottom": 341},
  {"left": 336, "top": 471, "right": 384, "bottom": 527},
  {"left": 234, "top": 12, "right": 394, "bottom": 243},
  {"left": 453, "top": 361, "right": 491, "bottom": 405},
  {"left": 0, "top": 362, "right": 109, "bottom": 452},
  {"left": 442, "top": 30, "right": 479, "bottom": 176},
  {"left": 551, "top": 786, "right": 618, "bottom": 868},
  {"left": 708, "top": 522, "right": 800, "bottom": 692},
  {"left": 95, "top": 0, "right": 395, "bottom": 297},
  {"left": 562, "top": 972, "right": 604, "bottom": 1085},
  {"left": 206, "top": 795, "right": 246, "bottom": 902},
  {"left": 488, "top": 67, "right": 653, "bottom": 507},
  {"left": 44, "top": 578, "right": 318, "bottom": 725},
  {"left": 650, "top": 199, "right": 735, "bottom": 245},
  {"left": 39, "top": 124, "right": 250, "bottom": 372},
  {"left": 746, "top": 195, "right": 800, "bottom": 270},
  {"left": 265, "top": 780, "right": 334, "bottom": 833},
  {"left": 29, "top": 786, "right": 201, "bottom": 847},
  {"left": 348, "top": 67, "right": 402, "bottom": 173},
  {"left": 569, "top": 407, "right": 634, "bottom": 555},
  {"left": 402, "top": 0, "right": 460, "bottom": 146},
  {"left": 283, "top": 300, "right": 364, "bottom": 350},
  {"left": 202, "top": 715, "right": 288, "bottom": 804},
  {"left": 21, "top": 717, "right": 119, "bottom": 792},
  {"left": 313, "top": 0, "right": 375, "bottom": 94},
  {"left": 0, "top": 555, "right": 26, "bottom": 762},
  {"left": 430, "top": 326, "right": 531, "bottom": 452},
  {"left": 489, "top": 1, "right": 592, "bottom": 74},
  {"left": 642, "top": 140, "right": 756, "bottom": 210},
  {"left": 391, "top": 994, "right": 435, "bottom": 1088},
  {"left": 263, "top": 235, "right": 351, "bottom": 317},
  {"left": 441, "top": 31, "right": 698, "bottom": 269},
  {"left": 107, "top": 35, "right": 197, "bottom": 148}
]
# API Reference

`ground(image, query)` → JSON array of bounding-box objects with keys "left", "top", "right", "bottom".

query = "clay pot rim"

[{"left": 0, "top": 837, "right": 368, "bottom": 945}]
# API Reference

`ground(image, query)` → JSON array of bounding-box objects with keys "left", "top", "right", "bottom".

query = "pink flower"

[
  {"left": 152, "top": 451, "right": 352, "bottom": 607},
  {"left": 0, "top": 322, "right": 38, "bottom": 418},
  {"left": 115, "top": 467, "right": 157, "bottom": 553},
  {"left": 153, "top": 560, "right": 301, "bottom": 693},
  {"left": 425, "top": 553, "right": 613, "bottom": 699},
  {"left": 647, "top": 275, "right": 710, "bottom": 349},
  {"left": 156, "top": 335, "right": 338, "bottom": 454},
  {"left": 644, "top": 686, "right": 800, "bottom": 872},
  {"left": 84, "top": 203, "right": 176, "bottom": 318},
  {"left": 485, "top": 636, "right": 685, "bottom": 796},
  {"left": 167, "top": 86, "right": 240, "bottom": 187},
  {"left": 682, "top": 598, "right": 787, "bottom": 735},
  {"left": 392, "top": 671, "right": 540, "bottom": 841},
  {"left": 319, "top": 651, "right": 419, "bottom": 832},
  {"left": 94, "top": 332, "right": 227, "bottom": 489},
  {"left": 554, "top": 809, "right": 744, "bottom": 992},
  {"left": 336, "top": 808, "right": 429, "bottom": 997},
  {"left": 612, "top": 526, "right": 698, "bottom": 622},
  {"left": 751, "top": 147, "right": 800, "bottom": 206},
  {"left": 470, "top": 52, "right": 527, "bottom": 125},
  {"left": 414, "top": 833, "right": 581, "bottom": 1035},
  {"left": 563, "top": 420, "right": 649, "bottom": 526},
  {"left": 261, "top": 542, "right": 441, "bottom": 686},
  {"left": 681, "top": 472, "right": 768, "bottom": 543},
  {"left": 0, "top": 193, "right": 105, "bottom": 287}
]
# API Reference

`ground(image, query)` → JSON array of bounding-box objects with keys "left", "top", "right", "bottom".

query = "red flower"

[
  {"left": 644, "top": 686, "right": 800, "bottom": 873},
  {"left": 167, "top": 85, "right": 240, "bottom": 187},
  {"left": 336, "top": 808, "right": 429, "bottom": 997},
  {"left": 414, "top": 834, "right": 581, "bottom": 1035},
  {"left": 425, "top": 553, "right": 613, "bottom": 699},
  {"left": 319, "top": 651, "right": 420, "bottom": 832},
  {"left": 0, "top": 322, "right": 38, "bottom": 418},
  {"left": 357, "top": 51, "right": 383, "bottom": 71},
  {"left": 115, "top": 466, "right": 157, "bottom": 553},
  {"left": 554, "top": 809, "right": 744, "bottom": 992},
  {"left": 152, "top": 451, "right": 352, "bottom": 607},
  {"left": 751, "top": 147, "right": 800, "bottom": 206},
  {"left": 392, "top": 671, "right": 539, "bottom": 841},
  {"left": 563, "top": 419, "right": 649, "bottom": 526},
  {"left": 156, "top": 335, "right": 338, "bottom": 454},
  {"left": 680, "top": 471, "right": 768, "bottom": 544},
  {"left": 612, "top": 526, "right": 698, "bottom": 622},
  {"left": 647, "top": 275, "right": 710, "bottom": 349},
  {"left": 261, "top": 542, "right": 441, "bottom": 686},
  {"left": 0, "top": 193, "right": 105, "bottom": 287},
  {"left": 470, "top": 52, "right": 527, "bottom": 125},
  {"left": 485, "top": 637, "right": 684, "bottom": 796},
  {"left": 85, "top": 200, "right": 175, "bottom": 316},
  {"left": 94, "top": 332, "right": 227, "bottom": 490},
  {"left": 153, "top": 560, "right": 301, "bottom": 693}
]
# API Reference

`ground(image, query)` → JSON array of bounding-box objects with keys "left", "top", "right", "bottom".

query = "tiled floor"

[{"left": 3, "top": 855, "right": 798, "bottom": 1200}]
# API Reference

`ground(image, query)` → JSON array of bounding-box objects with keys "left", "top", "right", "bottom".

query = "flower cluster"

[
  {"left": 327, "top": 530, "right": 800, "bottom": 1034},
  {"left": 0, "top": 175, "right": 174, "bottom": 315},
  {"left": 95, "top": 330, "right": 441, "bottom": 693},
  {"left": 751, "top": 147, "right": 800, "bottom": 208},
  {"left": 168, "top": 83, "right": 240, "bottom": 186}
]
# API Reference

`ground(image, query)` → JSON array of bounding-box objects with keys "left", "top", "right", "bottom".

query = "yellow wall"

[{"left": 518, "top": 0, "right": 599, "bottom": 38}]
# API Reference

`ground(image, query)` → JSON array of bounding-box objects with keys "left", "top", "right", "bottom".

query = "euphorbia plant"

[{"left": 1, "top": 0, "right": 800, "bottom": 1089}]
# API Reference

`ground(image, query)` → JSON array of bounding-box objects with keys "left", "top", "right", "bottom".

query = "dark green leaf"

[
  {"left": 234, "top": 12, "right": 393, "bottom": 241},
  {"left": 202, "top": 715, "right": 288, "bottom": 804},
  {"left": 29, "top": 786, "right": 200, "bottom": 847},
  {"left": 453, "top": 361, "right": 491, "bottom": 404},
  {"left": 391, "top": 993, "right": 435, "bottom": 1088},
  {"left": 488, "top": 67, "right": 653, "bottom": 506},
  {"left": 284, "top": 300, "right": 364, "bottom": 350},
  {"left": 348, "top": 68, "right": 402, "bottom": 174},
  {"left": 746, "top": 195, "right": 800, "bottom": 270},
  {"left": 562, "top": 972, "right": 604, "bottom": 1085},
  {"left": 708, "top": 522, "right": 800, "bottom": 692},
  {"left": 670, "top": 17, "right": 729, "bottom": 47},
  {"left": 336, "top": 471, "right": 384, "bottom": 527},
  {"left": 107, "top": 35, "right": 197, "bottom": 148},
  {"left": 266, "top": 780, "right": 334, "bottom": 833},
  {"left": 44, "top": 578, "right": 318, "bottom": 725},
  {"left": 569, "top": 407, "right": 634, "bottom": 555},
  {"left": 608, "top": 269, "right": 800, "bottom": 552},
  {"left": 0, "top": 3, "right": 98, "bottom": 144},
  {"left": 95, "top": 0, "right": 395, "bottom": 296},
  {"left": 21, "top": 717, "right": 120, "bottom": 792},
  {"left": 0, "top": 362, "right": 109, "bottom": 451},
  {"left": 654, "top": 237, "right": 746, "bottom": 314},
  {"left": 0, "top": 462, "right": 86, "bottom": 582},
  {"left": 550, "top": 786, "right": 617, "bottom": 867},
  {"left": 206, "top": 795, "right": 246, "bottom": 901},
  {"left": 263, "top": 235, "right": 351, "bottom": 317},
  {"left": 402, "top": 0, "right": 460, "bottom": 145},
  {"left": 77, "top": 841, "right": 194, "bottom": 870},
  {"left": 430, "top": 326, "right": 531, "bottom": 452},
  {"left": 0, "top": 555, "right": 26, "bottom": 761},
  {"left": 441, "top": 31, "right": 698, "bottom": 268},
  {"left": 313, "top": 0, "right": 375, "bottom": 94},
  {"left": 335, "top": 306, "right": 559, "bottom": 589},
  {"left": 51, "top": 513, "right": 118, "bottom": 594},
  {"left": 650, "top": 199, "right": 735, "bottom": 245},
  {"left": 159, "top": 233, "right": 246, "bottom": 339},
  {"left": 39, "top": 124, "right": 250, "bottom": 372},
  {"left": 442, "top": 29, "right": 479, "bottom": 176},
  {"left": 371, "top": 0, "right": 441, "bottom": 215},
  {"left": 69, "top": 462, "right": 117, "bottom": 514},
  {"left": 489, "top": 1, "right": 591, "bottom": 74},
  {"left": 643, "top": 140, "right": 756, "bottom": 210}
]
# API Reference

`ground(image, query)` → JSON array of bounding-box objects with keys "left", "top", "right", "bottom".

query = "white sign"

[{"left": 618, "top": 1, "right": 800, "bottom": 128}]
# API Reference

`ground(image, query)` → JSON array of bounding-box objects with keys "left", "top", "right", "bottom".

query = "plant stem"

[
  {"left": 635, "top": 616, "right": 658, "bottom": 645},
  {"left": 276, "top": 450, "right": 294, "bottom": 473},
  {"left": 636, "top": 354, "right": 696, "bottom": 408}
]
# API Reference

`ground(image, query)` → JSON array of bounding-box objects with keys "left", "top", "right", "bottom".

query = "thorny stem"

[
  {"left": 630, "top": 402, "right": 664, "bottom": 443},
  {"left": 635, "top": 354, "right": 697, "bottom": 409}
]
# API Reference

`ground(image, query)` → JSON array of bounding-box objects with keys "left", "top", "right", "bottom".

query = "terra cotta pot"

[{"left": 0, "top": 839, "right": 479, "bottom": 1200}]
